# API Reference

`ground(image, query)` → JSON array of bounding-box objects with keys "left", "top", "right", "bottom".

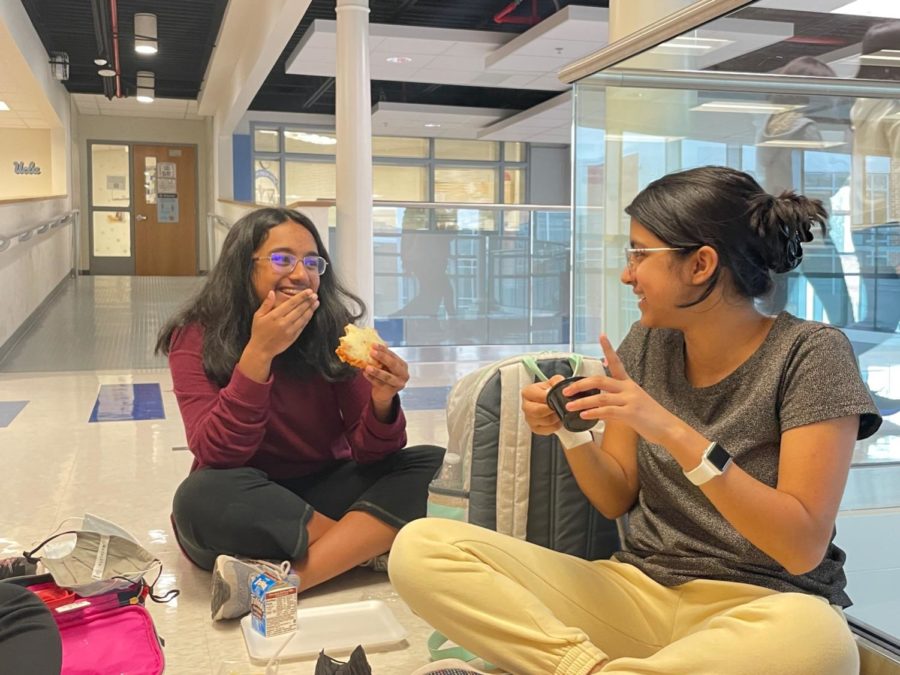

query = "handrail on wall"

[{"left": 0, "top": 210, "right": 78, "bottom": 255}]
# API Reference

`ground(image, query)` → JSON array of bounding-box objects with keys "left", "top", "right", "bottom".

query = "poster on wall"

[
  {"left": 157, "top": 194, "right": 179, "bottom": 223},
  {"left": 157, "top": 162, "right": 176, "bottom": 179},
  {"left": 157, "top": 177, "right": 176, "bottom": 193}
]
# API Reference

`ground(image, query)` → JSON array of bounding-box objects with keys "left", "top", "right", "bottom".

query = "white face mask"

[{"left": 24, "top": 515, "right": 174, "bottom": 600}]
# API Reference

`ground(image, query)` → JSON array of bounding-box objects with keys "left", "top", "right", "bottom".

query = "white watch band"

[
  {"left": 683, "top": 440, "right": 729, "bottom": 486},
  {"left": 554, "top": 428, "right": 593, "bottom": 450}
]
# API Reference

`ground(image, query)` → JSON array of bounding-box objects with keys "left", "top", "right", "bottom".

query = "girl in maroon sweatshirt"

[{"left": 157, "top": 207, "right": 443, "bottom": 619}]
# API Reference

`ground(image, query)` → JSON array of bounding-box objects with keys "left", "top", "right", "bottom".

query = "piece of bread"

[{"left": 335, "top": 324, "right": 387, "bottom": 369}]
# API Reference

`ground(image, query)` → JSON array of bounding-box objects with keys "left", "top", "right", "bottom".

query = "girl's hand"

[
  {"left": 248, "top": 289, "right": 318, "bottom": 359},
  {"left": 364, "top": 343, "right": 410, "bottom": 406},
  {"left": 521, "top": 375, "right": 566, "bottom": 435},
  {"left": 563, "top": 334, "right": 678, "bottom": 446}
]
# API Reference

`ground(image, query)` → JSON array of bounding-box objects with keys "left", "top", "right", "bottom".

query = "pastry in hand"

[{"left": 335, "top": 324, "right": 387, "bottom": 369}]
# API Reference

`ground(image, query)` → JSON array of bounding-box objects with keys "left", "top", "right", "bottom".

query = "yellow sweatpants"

[{"left": 389, "top": 519, "right": 859, "bottom": 675}]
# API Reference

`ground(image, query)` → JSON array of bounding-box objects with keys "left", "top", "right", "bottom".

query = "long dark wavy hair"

[{"left": 156, "top": 208, "right": 364, "bottom": 386}]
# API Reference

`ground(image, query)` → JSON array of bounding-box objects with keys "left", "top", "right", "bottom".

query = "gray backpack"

[{"left": 428, "top": 352, "right": 622, "bottom": 560}]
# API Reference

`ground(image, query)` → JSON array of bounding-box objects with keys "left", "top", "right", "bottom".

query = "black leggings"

[
  {"left": 0, "top": 582, "right": 62, "bottom": 674},
  {"left": 172, "top": 445, "right": 445, "bottom": 569}
]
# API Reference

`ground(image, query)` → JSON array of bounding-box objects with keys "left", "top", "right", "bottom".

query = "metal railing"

[{"left": 0, "top": 210, "right": 80, "bottom": 276}]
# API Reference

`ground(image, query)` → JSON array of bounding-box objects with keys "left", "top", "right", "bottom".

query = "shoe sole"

[{"left": 210, "top": 558, "right": 249, "bottom": 621}]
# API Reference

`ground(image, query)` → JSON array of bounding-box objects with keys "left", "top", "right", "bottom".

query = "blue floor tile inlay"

[
  {"left": 89, "top": 383, "right": 165, "bottom": 422},
  {"left": 400, "top": 385, "right": 452, "bottom": 411},
  {"left": 0, "top": 401, "right": 29, "bottom": 428}
]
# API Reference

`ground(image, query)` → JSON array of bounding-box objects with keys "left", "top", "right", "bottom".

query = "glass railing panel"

[{"left": 368, "top": 206, "right": 570, "bottom": 347}]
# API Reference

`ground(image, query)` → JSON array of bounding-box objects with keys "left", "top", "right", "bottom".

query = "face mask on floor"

[{"left": 23, "top": 515, "right": 172, "bottom": 599}]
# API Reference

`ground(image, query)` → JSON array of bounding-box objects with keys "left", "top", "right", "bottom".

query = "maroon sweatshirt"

[{"left": 168, "top": 324, "right": 407, "bottom": 478}]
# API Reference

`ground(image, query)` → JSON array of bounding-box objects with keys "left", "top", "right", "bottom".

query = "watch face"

[{"left": 707, "top": 443, "right": 732, "bottom": 470}]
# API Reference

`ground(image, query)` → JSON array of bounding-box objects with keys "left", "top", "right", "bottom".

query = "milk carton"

[{"left": 249, "top": 571, "right": 297, "bottom": 638}]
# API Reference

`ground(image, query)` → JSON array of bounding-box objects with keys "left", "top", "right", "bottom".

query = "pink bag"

[
  {"left": 60, "top": 604, "right": 164, "bottom": 675},
  {"left": 23, "top": 575, "right": 166, "bottom": 674}
]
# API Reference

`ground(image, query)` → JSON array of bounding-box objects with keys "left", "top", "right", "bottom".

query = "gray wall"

[{"left": 529, "top": 144, "right": 571, "bottom": 206}]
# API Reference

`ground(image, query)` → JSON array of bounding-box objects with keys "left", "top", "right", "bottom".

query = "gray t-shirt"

[{"left": 613, "top": 312, "right": 881, "bottom": 607}]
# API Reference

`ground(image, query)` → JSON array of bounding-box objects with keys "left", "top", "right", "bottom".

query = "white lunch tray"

[{"left": 240, "top": 599, "right": 408, "bottom": 663}]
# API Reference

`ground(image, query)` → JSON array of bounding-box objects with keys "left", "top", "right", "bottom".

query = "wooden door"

[{"left": 132, "top": 144, "right": 197, "bottom": 276}]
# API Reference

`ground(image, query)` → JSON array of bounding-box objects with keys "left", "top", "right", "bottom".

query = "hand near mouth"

[{"left": 246, "top": 288, "right": 320, "bottom": 363}]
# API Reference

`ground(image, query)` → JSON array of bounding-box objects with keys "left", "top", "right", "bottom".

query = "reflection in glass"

[
  {"left": 372, "top": 208, "right": 570, "bottom": 347},
  {"left": 435, "top": 167, "right": 496, "bottom": 203},
  {"left": 284, "top": 129, "right": 336, "bottom": 155}
]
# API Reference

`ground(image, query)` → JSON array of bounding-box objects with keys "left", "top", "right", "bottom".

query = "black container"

[{"left": 546, "top": 375, "right": 601, "bottom": 432}]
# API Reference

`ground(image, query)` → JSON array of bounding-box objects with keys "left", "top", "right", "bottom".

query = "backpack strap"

[
  {"left": 521, "top": 353, "right": 583, "bottom": 381},
  {"left": 496, "top": 363, "right": 535, "bottom": 540}
]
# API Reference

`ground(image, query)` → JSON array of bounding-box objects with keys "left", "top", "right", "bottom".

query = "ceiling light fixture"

[
  {"left": 655, "top": 36, "right": 732, "bottom": 55},
  {"left": 690, "top": 101, "right": 803, "bottom": 114},
  {"left": 424, "top": 123, "right": 441, "bottom": 128},
  {"left": 756, "top": 139, "right": 845, "bottom": 149},
  {"left": 98, "top": 67, "right": 116, "bottom": 77},
  {"left": 832, "top": 0, "right": 900, "bottom": 19},
  {"left": 136, "top": 71, "right": 155, "bottom": 103},
  {"left": 94, "top": 58, "right": 107, "bottom": 66},
  {"left": 386, "top": 56, "right": 413, "bottom": 64},
  {"left": 134, "top": 13, "right": 158, "bottom": 55},
  {"left": 0, "top": 101, "right": 9, "bottom": 111}
]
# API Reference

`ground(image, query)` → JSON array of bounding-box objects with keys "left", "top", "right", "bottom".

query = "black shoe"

[
  {"left": 872, "top": 393, "right": 900, "bottom": 417},
  {"left": 0, "top": 556, "right": 37, "bottom": 581}
]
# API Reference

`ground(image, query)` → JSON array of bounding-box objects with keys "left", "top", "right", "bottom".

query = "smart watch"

[{"left": 683, "top": 441, "right": 732, "bottom": 486}]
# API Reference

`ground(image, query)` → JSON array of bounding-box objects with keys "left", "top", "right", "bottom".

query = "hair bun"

[{"left": 750, "top": 190, "right": 827, "bottom": 274}]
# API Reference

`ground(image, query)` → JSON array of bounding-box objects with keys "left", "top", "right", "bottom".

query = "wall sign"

[{"left": 13, "top": 161, "right": 42, "bottom": 175}]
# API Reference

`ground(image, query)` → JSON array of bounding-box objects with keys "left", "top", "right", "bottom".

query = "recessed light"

[
  {"left": 98, "top": 68, "right": 116, "bottom": 77},
  {"left": 386, "top": 56, "right": 413, "bottom": 64},
  {"left": 0, "top": 101, "right": 9, "bottom": 111},
  {"left": 690, "top": 101, "right": 803, "bottom": 114},
  {"left": 424, "top": 123, "right": 441, "bottom": 128}
]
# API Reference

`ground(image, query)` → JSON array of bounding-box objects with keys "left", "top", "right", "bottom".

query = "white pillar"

[{"left": 335, "top": 0, "right": 374, "bottom": 322}]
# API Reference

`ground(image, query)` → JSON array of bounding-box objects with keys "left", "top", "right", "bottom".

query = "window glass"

[
  {"left": 254, "top": 128, "right": 279, "bottom": 152},
  {"left": 285, "top": 161, "right": 336, "bottom": 202},
  {"left": 435, "top": 139, "right": 499, "bottom": 161},
  {"left": 91, "top": 144, "right": 130, "bottom": 207},
  {"left": 92, "top": 210, "right": 131, "bottom": 257},
  {"left": 374, "top": 165, "right": 428, "bottom": 201},
  {"left": 505, "top": 142, "right": 525, "bottom": 162},
  {"left": 373, "top": 136, "right": 429, "bottom": 158},
  {"left": 504, "top": 168, "right": 526, "bottom": 204},
  {"left": 255, "top": 159, "right": 280, "bottom": 205},
  {"left": 435, "top": 167, "right": 496, "bottom": 203},
  {"left": 284, "top": 130, "right": 336, "bottom": 155}
]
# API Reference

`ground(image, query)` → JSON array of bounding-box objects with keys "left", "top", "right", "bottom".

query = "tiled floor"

[{"left": 0, "top": 276, "right": 897, "bottom": 673}]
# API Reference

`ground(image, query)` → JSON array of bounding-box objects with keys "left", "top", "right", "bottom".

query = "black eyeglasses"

[{"left": 252, "top": 253, "right": 328, "bottom": 275}]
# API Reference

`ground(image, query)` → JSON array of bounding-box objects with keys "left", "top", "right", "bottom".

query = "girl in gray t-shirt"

[{"left": 390, "top": 166, "right": 882, "bottom": 675}]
